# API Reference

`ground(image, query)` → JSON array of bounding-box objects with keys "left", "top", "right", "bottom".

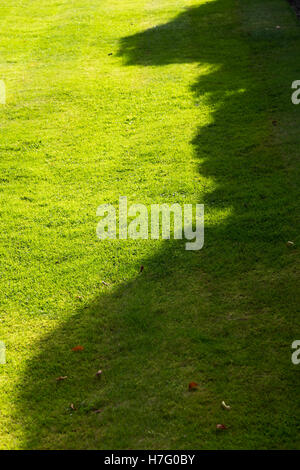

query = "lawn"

[{"left": 0, "top": 0, "right": 299, "bottom": 450}]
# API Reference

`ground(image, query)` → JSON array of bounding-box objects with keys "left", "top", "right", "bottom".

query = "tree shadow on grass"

[{"left": 17, "top": 0, "right": 300, "bottom": 449}]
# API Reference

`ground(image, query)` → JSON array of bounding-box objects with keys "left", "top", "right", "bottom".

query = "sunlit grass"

[{"left": 0, "top": 0, "right": 299, "bottom": 449}]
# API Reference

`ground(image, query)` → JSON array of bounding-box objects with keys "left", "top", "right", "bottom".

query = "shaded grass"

[{"left": 0, "top": 0, "right": 299, "bottom": 449}]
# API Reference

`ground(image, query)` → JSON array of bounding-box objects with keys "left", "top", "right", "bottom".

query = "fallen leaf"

[
  {"left": 286, "top": 241, "right": 295, "bottom": 247},
  {"left": 221, "top": 401, "right": 231, "bottom": 410},
  {"left": 72, "top": 345, "right": 84, "bottom": 352},
  {"left": 70, "top": 403, "right": 77, "bottom": 411},
  {"left": 216, "top": 424, "right": 227, "bottom": 430},
  {"left": 56, "top": 376, "right": 67, "bottom": 382},
  {"left": 95, "top": 370, "right": 102, "bottom": 378},
  {"left": 188, "top": 382, "right": 198, "bottom": 391}
]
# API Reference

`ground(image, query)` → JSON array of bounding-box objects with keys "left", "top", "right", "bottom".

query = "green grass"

[{"left": 0, "top": 0, "right": 300, "bottom": 449}]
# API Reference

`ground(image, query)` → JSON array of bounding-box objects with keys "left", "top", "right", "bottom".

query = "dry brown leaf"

[
  {"left": 56, "top": 376, "right": 67, "bottom": 382},
  {"left": 72, "top": 345, "right": 84, "bottom": 352},
  {"left": 188, "top": 382, "right": 198, "bottom": 391},
  {"left": 216, "top": 424, "right": 227, "bottom": 430},
  {"left": 221, "top": 401, "right": 231, "bottom": 410}
]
